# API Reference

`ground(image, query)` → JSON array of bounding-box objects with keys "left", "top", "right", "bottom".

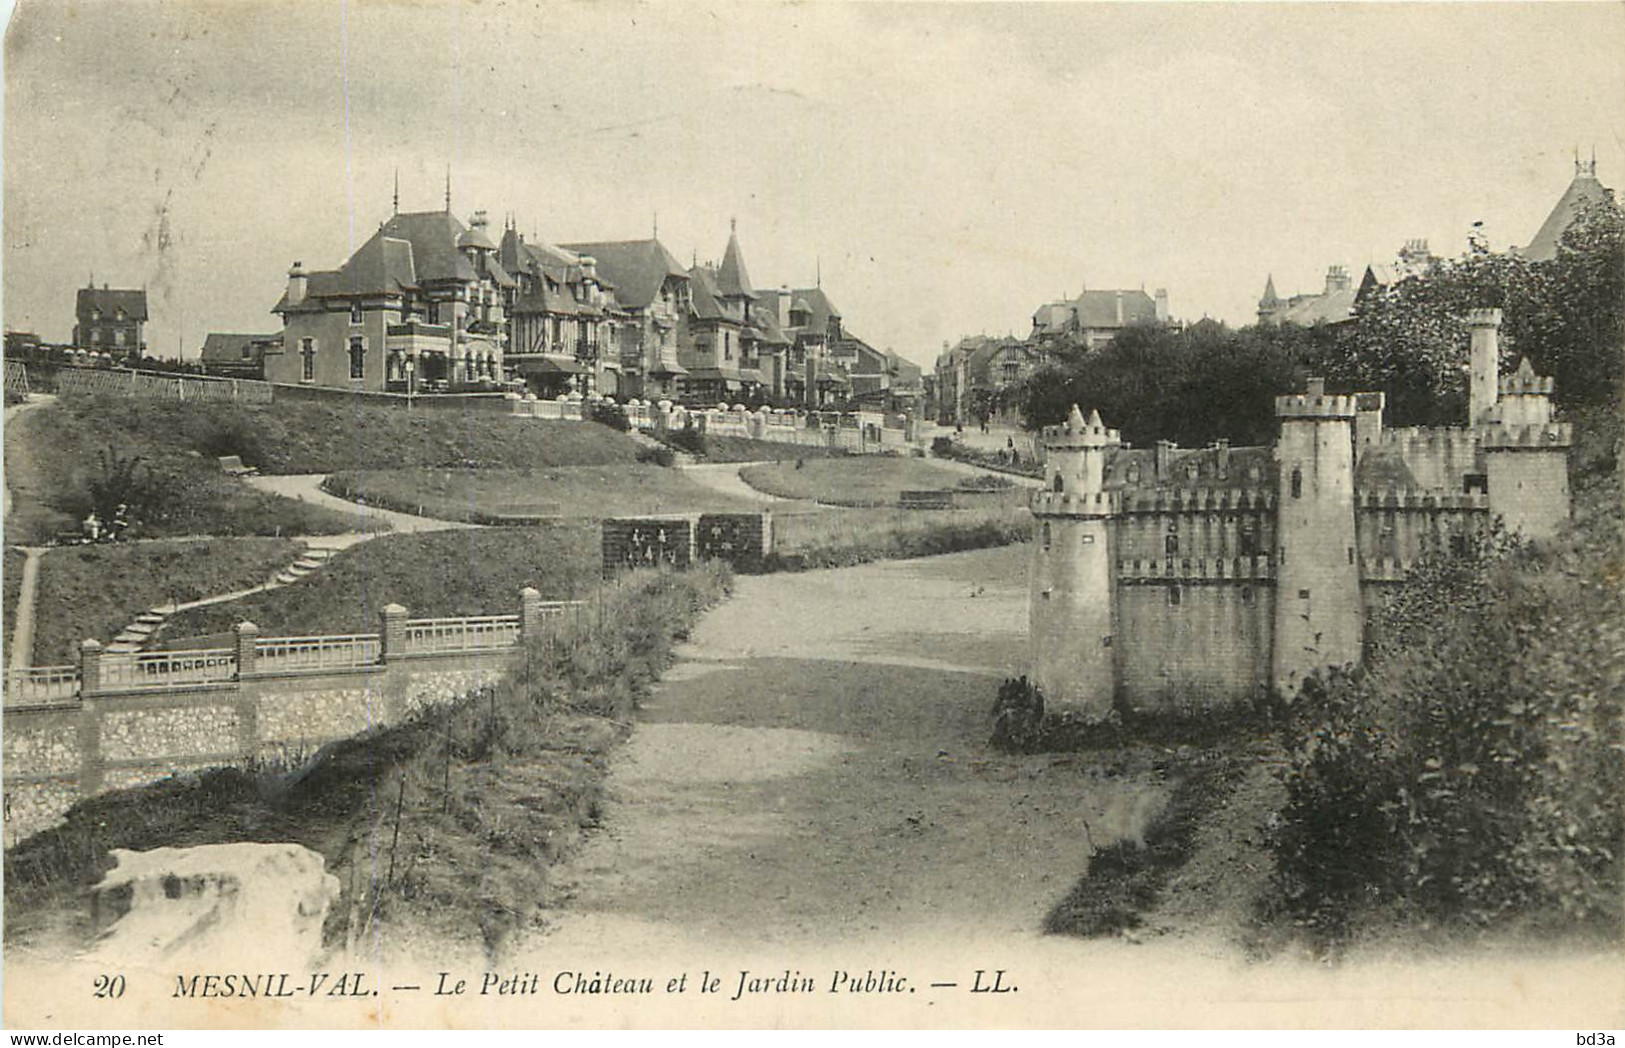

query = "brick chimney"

[
  {"left": 1114, "top": 290, "right": 1125, "bottom": 325},
  {"left": 1154, "top": 288, "right": 1169, "bottom": 323},
  {"left": 1325, "top": 265, "right": 1351, "bottom": 295}
]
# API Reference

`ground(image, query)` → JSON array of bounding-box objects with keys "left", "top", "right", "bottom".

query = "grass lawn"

[
  {"left": 161, "top": 526, "right": 603, "bottom": 641},
  {"left": 3, "top": 547, "right": 24, "bottom": 658},
  {"left": 42, "top": 394, "right": 642, "bottom": 473},
  {"left": 740, "top": 456, "right": 1012, "bottom": 507},
  {"left": 767, "top": 503, "right": 1031, "bottom": 569},
  {"left": 29, "top": 538, "right": 301, "bottom": 665},
  {"left": 4, "top": 396, "right": 643, "bottom": 542},
  {"left": 657, "top": 432, "right": 844, "bottom": 463},
  {"left": 324, "top": 464, "right": 759, "bottom": 523},
  {"left": 4, "top": 402, "right": 370, "bottom": 543}
]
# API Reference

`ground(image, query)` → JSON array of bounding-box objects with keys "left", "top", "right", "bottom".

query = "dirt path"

[
  {"left": 5, "top": 547, "right": 45, "bottom": 670},
  {"left": 525, "top": 545, "right": 1165, "bottom": 958},
  {"left": 679, "top": 461, "right": 813, "bottom": 506},
  {"left": 244, "top": 473, "right": 477, "bottom": 533}
]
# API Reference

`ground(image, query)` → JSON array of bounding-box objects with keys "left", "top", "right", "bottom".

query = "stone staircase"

[{"left": 105, "top": 545, "right": 337, "bottom": 654}]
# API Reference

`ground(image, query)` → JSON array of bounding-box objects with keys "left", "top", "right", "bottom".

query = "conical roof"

[
  {"left": 1259, "top": 274, "right": 1281, "bottom": 308},
  {"left": 1067, "top": 404, "right": 1086, "bottom": 433},
  {"left": 718, "top": 228, "right": 754, "bottom": 299}
]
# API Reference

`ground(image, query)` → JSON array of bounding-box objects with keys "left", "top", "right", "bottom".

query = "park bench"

[
  {"left": 898, "top": 489, "right": 955, "bottom": 510},
  {"left": 218, "top": 455, "right": 258, "bottom": 477}
]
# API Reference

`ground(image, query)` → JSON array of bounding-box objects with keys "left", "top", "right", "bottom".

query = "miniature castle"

[{"left": 1028, "top": 309, "right": 1573, "bottom": 716}]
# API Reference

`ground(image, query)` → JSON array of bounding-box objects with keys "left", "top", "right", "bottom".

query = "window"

[
  {"left": 1464, "top": 473, "right": 1488, "bottom": 495},
  {"left": 1080, "top": 534, "right": 1095, "bottom": 545},
  {"left": 114, "top": 329, "right": 126, "bottom": 347},
  {"left": 1166, "top": 584, "right": 1182, "bottom": 607},
  {"left": 1041, "top": 523, "right": 1052, "bottom": 550},
  {"left": 1052, "top": 474, "right": 1064, "bottom": 493},
  {"left": 1165, "top": 532, "right": 1179, "bottom": 556},
  {"left": 300, "top": 338, "right": 317, "bottom": 382},
  {"left": 1298, "top": 588, "right": 1311, "bottom": 600},
  {"left": 351, "top": 302, "right": 363, "bottom": 324},
  {"left": 1241, "top": 586, "right": 1254, "bottom": 605},
  {"left": 724, "top": 331, "right": 733, "bottom": 360},
  {"left": 349, "top": 337, "right": 365, "bottom": 379},
  {"left": 1290, "top": 467, "right": 1303, "bottom": 499},
  {"left": 1239, "top": 520, "right": 1258, "bottom": 557}
]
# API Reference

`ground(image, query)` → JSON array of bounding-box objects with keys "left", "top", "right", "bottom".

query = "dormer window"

[{"left": 351, "top": 302, "right": 363, "bottom": 324}]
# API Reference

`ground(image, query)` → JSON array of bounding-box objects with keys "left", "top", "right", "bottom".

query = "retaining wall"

[{"left": 3, "top": 591, "right": 577, "bottom": 847}]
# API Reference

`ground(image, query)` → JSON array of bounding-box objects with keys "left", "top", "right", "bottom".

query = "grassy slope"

[
  {"left": 4, "top": 397, "right": 644, "bottom": 542},
  {"left": 740, "top": 456, "right": 985, "bottom": 506},
  {"left": 324, "top": 464, "right": 758, "bottom": 523},
  {"left": 3, "top": 547, "right": 23, "bottom": 659},
  {"left": 3, "top": 403, "right": 364, "bottom": 542},
  {"left": 667, "top": 433, "right": 842, "bottom": 463},
  {"left": 161, "top": 526, "right": 601, "bottom": 640},
  {"left": 29, "top": 538, "right": 301, "bottom": 665},
  {"left": 43, "top": 395, "right": 642, "bottom": 473}
]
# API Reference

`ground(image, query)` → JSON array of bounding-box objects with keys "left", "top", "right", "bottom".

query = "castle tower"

[
  {"left": 1482, "top": 357, "right": 1573, "bottom": 540},
  {"left": 1467, "top": 307, "right": 1502, "bottom": 427},
  {"left": 1029, "top": 404, "right": 1121, "bottom": 719},
  {"left": 1272, "top": 378, "right": 1363, "bottom": 696}
]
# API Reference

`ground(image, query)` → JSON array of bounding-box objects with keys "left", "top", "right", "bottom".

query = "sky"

[{"left": 3, "top": 1, "right": 1623, "bottom": 369}]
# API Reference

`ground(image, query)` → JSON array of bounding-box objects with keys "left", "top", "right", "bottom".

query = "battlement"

[
  {"left": 1118, "top": 487, "right": 1277, "bottom": 515},
  {"left": 1276, "top": 378, "right": 1357, "bottom": 419},
  {"left": 1116, "top": 555, "right": 1275, "bottom": 582},
  {"left": 1042, "top": 404, "right": 1121, "bottom": 449},
  {"left": 1480, "top": 421, "right": 1573, "bottom": 450},
  {"left": 1030, "top": 490, "right": 1119, "bottom": 516},
  {"left": 1355, "top": 489, "right": 1491, "bottom": 511},
  {"left": 1377, "top": 426, "right": 1479, "bottom": 452},
  {"left": 1498, "top": 357, "right": 1556, "bottom": 396},
  {"left": 1465, "top": 307, "right": 1503, "bottom": 328}
]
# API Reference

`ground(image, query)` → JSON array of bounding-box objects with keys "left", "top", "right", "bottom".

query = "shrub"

[
  {"left": 585, "top": 400, "right": 631, "bottom": 432},
  {"left": 665, "top": 426, "right": 709, "bottom": 457},
  {"left": 1261, "top": 524, "right": 1625, "bottom": 952},
  {"left": 990, "top": 676, "right": 1045, "bottom": 751},
  {"left": 931, "top": 435, "right": 955, "bottom": 456},
  {"left": 635, "top": 445, "right": 677, "bottom": 468}
]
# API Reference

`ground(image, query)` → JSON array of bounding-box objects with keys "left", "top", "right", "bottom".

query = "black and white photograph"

[{"left": 1, "top": 0, "right": 1621, "bottom": 1033}]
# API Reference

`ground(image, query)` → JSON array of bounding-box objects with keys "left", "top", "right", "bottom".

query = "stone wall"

[
  {"left": 1116, "top": 581, "right": 1275, "bottom": 710},
  {"left": 2, "top": 591, "right": 564, "bottom": 848}
]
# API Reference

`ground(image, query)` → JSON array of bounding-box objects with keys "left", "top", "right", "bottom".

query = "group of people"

[{"left": 79, "top": 504, "right": 131, "bottom": 544}]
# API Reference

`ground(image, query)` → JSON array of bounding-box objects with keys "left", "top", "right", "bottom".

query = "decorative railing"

[
  {"left": 402, "top": 615, "right": 522, "bottom": 654},
  {"left": 256, "top": 633, "right": 381, "bottom": 673},
  {"left": 100, "top": 648, "right": 237, "bottom": 690},
  {"left": 55, "top": 367, "right": 272, "bottom": 404},
  {"left": 5, "top": 666, "right": 80, "bottom": 707}
]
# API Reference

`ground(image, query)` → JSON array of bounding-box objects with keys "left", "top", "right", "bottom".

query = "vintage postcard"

[{"left": 2, "top": 0, "right": 1622, "bottom": 1033}]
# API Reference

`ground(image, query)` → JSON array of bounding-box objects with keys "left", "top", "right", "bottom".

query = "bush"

[
  {"left": 990, "top": 676, "right": 1045, "bottom": 751},
  {"left": 665, "top": 426, "right": 709, "bottom": 457},
  {"left": 635, "top": 445, "right": 677, "bottom": 467},
  {"left": 585, "top": 400, "right": 631, "bottom": 432},
  {"left": 931, "top": 435, "right": 955, "bottom": 456},
  {"left": 1260, "top": 523, "right": 1625, "bottom": 952}
]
